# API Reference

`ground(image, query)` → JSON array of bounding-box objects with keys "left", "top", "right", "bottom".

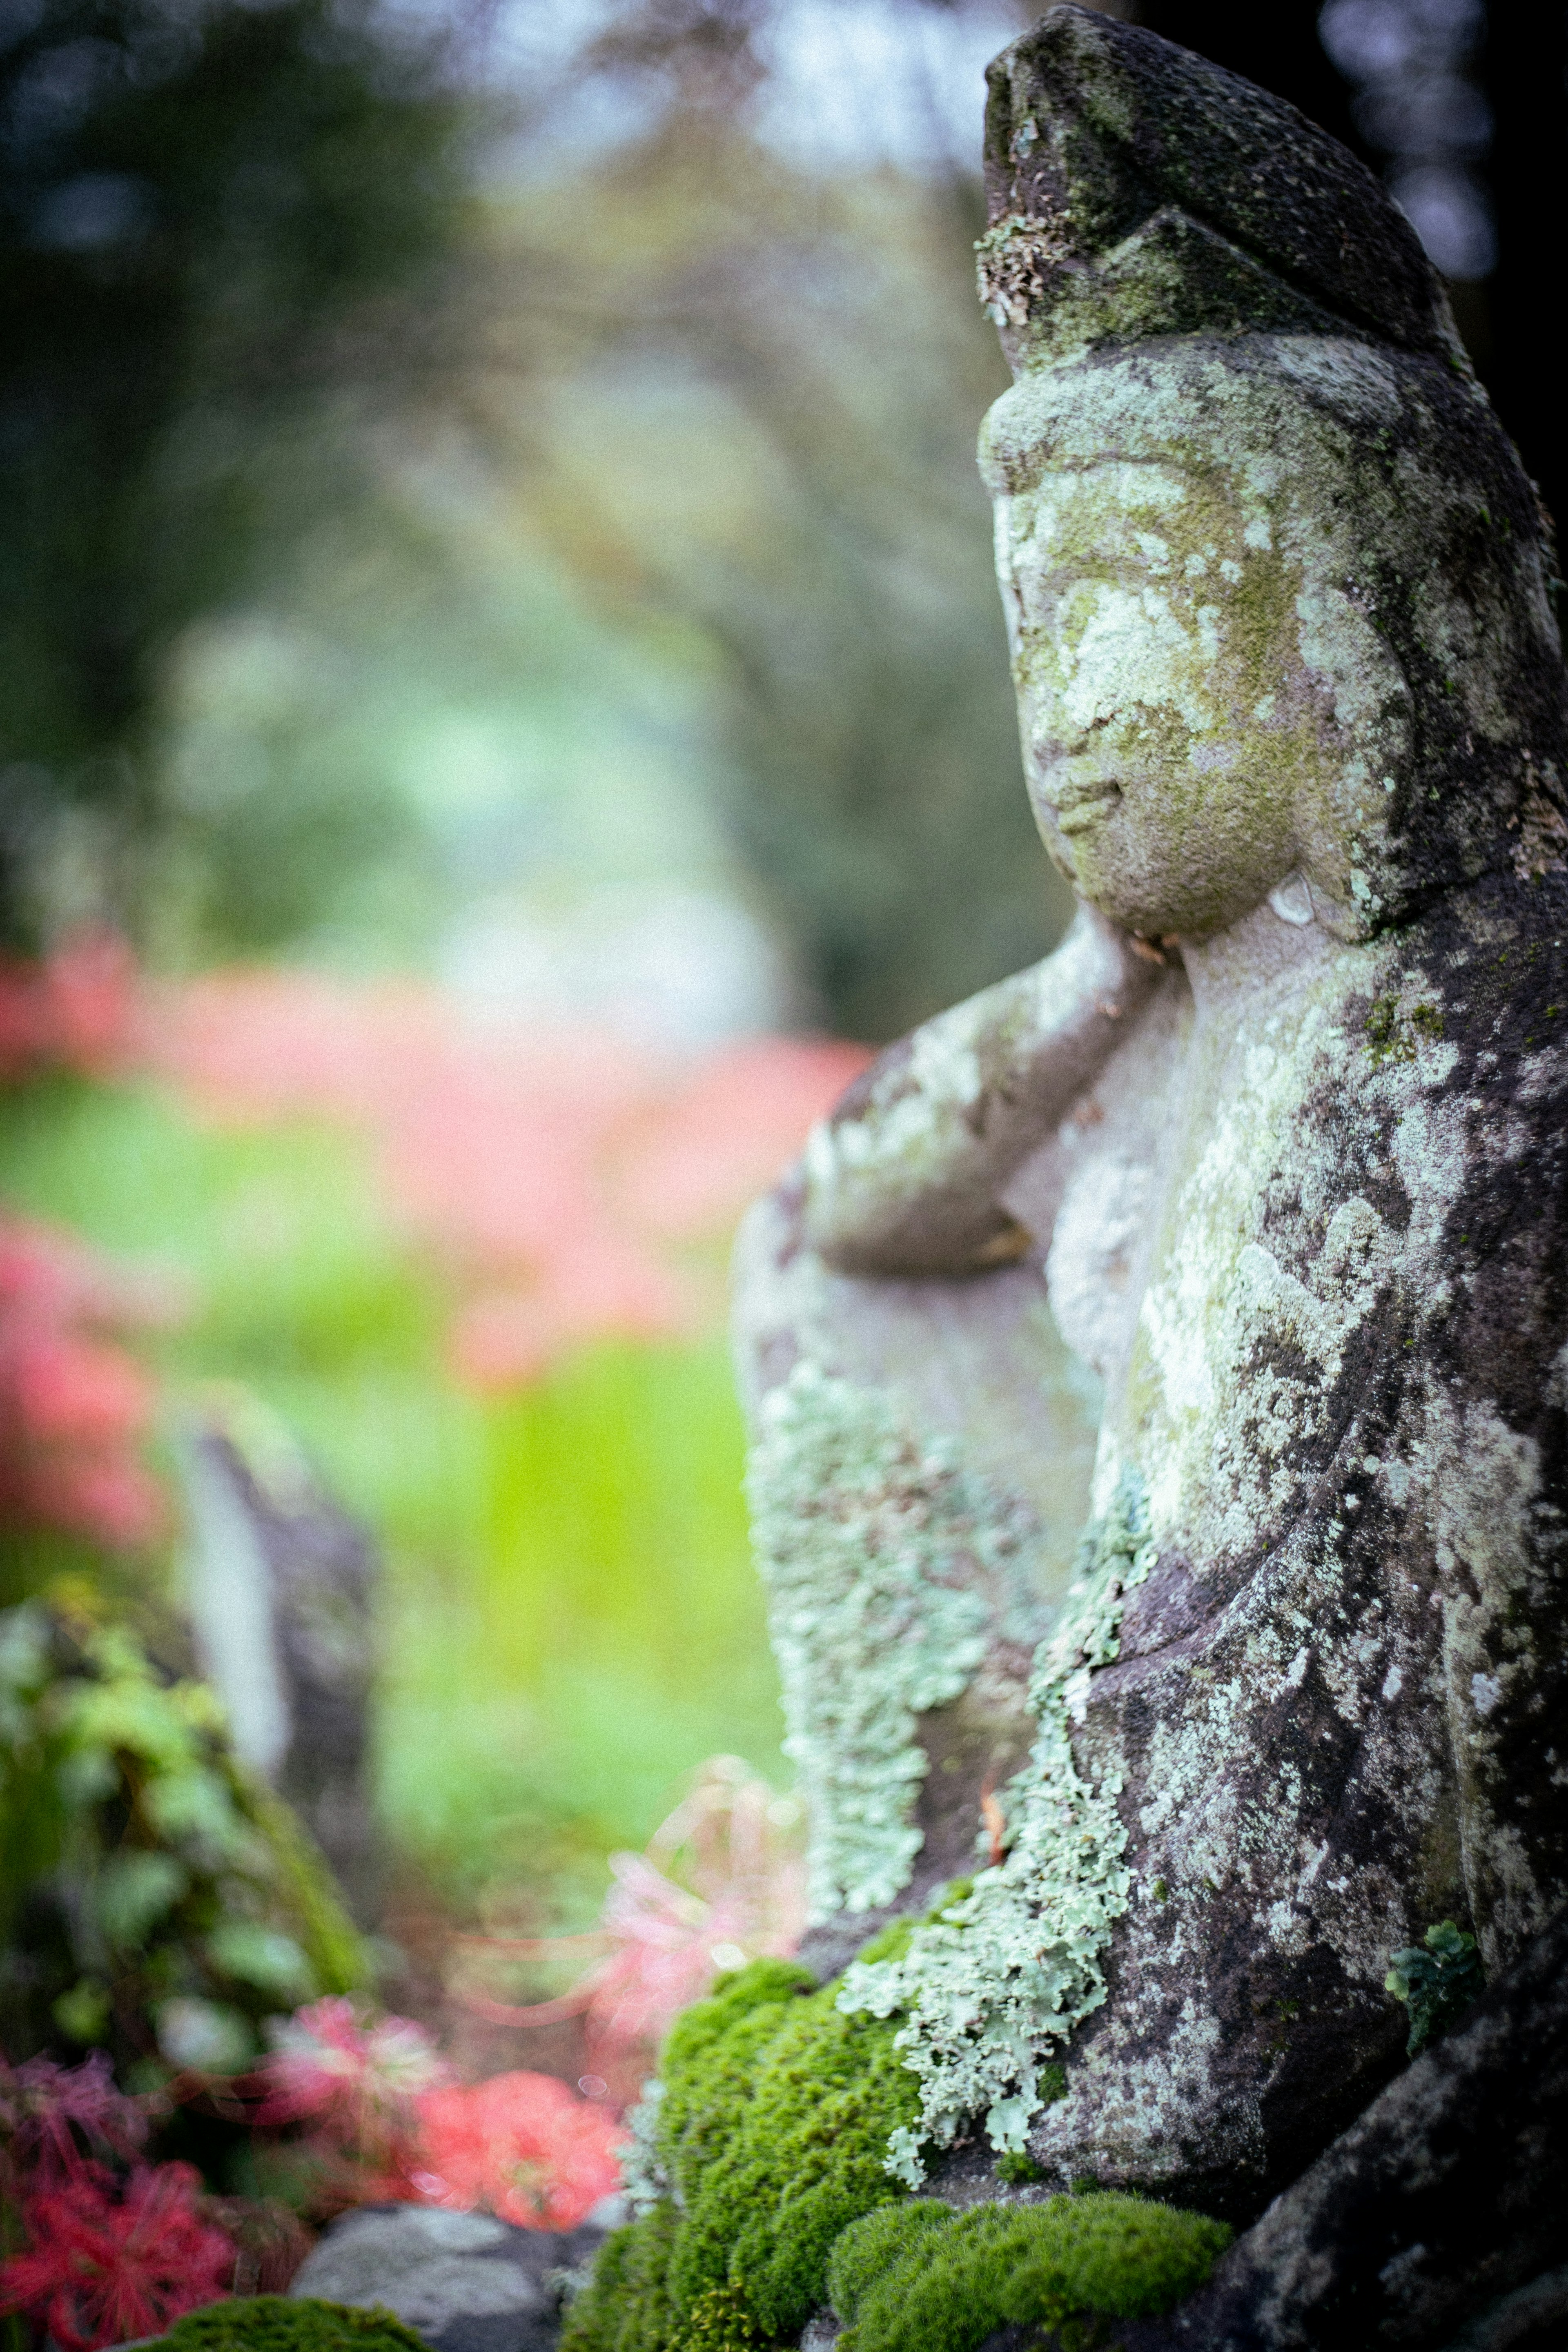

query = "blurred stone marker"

[
  {"left": 736, "top": 0, "right": 1568, "bottom": 2232},
  {"left": 179, "top": 1398, "right": 382, "bottom": 1923},
  {"left": 290, "top": 2201, "right": 617, "bottom": 2352}
]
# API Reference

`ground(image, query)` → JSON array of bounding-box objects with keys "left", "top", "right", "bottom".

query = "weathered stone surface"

[
  {"left": 290, "top": 2203, "right": 613, "bottom": 2352},
  {"left": 1097, "top": 1903, "right": 1568, "bottom": 2349},
  {"left": 976, "top": 8, "right": 1456, "bottom": 375},
  {"left": 734, "top": 0, "right": 1568, "bottom": 2228}
]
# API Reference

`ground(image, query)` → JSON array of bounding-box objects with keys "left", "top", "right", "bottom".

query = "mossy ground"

[{"left": 141, "top": 2299, "right": 434, "bottom": 2352}]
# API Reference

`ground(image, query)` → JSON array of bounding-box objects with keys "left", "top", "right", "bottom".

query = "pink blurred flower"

[
  {"left": 244, "top": 1999, "right": 454, "bottom": 2215},
  {"left": 140, "top": 963, "right": 869, "bottom": 1390},
  {"left": 621, "top": 1038, "right": 872, "bottom": 1237},
  {"left": 0, "top": 1215, "right": 173, "bottom": 1549},
  {"left": 450, "top": 1759, "right": 805, "bottom": 2095},
  {"left": 0, "top": 2161, "right": 233, "bottom": 2352},
  {"left": 11, "top": 1333, "right": 154, "bottom": 1448},
  {"left": 0, "top": 932, "right": 136, "bottom": 1083},
  {"left": 412, "top": 2072, "right": 622, "bottom": 2230},
  {"left": 254, "top": 1997, "right": 452, "bottom": 2129}
]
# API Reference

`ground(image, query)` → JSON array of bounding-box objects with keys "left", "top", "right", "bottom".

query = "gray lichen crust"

[
  {"left": 838, "top": 1475, "right": 1155, "bottom": 2178},
  {"left": 748, "top": 1361, "right": 1034, "bottom": 1922}
]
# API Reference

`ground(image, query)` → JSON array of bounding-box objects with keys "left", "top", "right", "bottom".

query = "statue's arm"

[{"left": 799, "top": 902, "right": 1160, "bottom": 1276}]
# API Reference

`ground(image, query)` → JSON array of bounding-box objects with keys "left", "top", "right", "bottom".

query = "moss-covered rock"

[
  {"left": 564, "top": 1937, "right": 1231, "bottom": 2352},
  {"left": 140, "top": 2298, "right": 433, "bottom": 2352},
  {"left": 826, "top": 2192, "right": 1232, "bottom": 2352}
]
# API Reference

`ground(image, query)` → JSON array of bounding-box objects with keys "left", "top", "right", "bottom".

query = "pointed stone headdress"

[{"left": 978, "top": 5, "right": 1460, "bottom": 372}]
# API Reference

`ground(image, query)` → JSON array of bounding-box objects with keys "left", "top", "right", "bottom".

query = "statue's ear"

[{"left": 1290, "top": 586, "right": 1414, "bottom": 938}]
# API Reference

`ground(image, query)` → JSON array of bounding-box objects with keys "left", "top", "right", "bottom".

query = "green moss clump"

[
  {"left": 824, "top": 2200, "right": 956, "bottom": 2325},
  {"left": 569, "top": 2201, "right": 685, "bottom": 2352},
  {"left": 561, "top": 1953, "right": 924, "bottom": 2352},
  {"left": 1364, "top": 996, "right": 1445, "bottom": 1066},
  {"left": 141, "top": 2298, "right": 434, "bottom": 2351},
  {"left": 673, "top": 2284, "right": 775, "bottom": 2351},
  {"left": 994, "top": 2152, "right": 1048, "bottom": 2186},
  {"left": 828, "top": 2193, "right": 1232, "bottom": 2352}
]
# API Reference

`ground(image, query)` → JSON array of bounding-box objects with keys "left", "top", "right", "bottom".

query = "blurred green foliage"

[
  {"left": 0, "top": 1592, "right": 367, "bottom": 2070},
  {"left": 463, "top": 21, "right": 1073, "bottom": 1035},
  {"left": 0, "top": 1072, "right": 783, "bottom": 1912},
  {"left": 0, "top": 0, "right": 470, "bottom": 952}
]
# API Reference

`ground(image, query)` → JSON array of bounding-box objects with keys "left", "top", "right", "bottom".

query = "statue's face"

[{"left": 994, "top": 459, "right": 1340, "bottom": 937}]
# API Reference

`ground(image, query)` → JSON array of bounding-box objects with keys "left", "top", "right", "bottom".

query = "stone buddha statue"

[{"left": 734, "top": 5, "right": 1568, "bottom": 2214}]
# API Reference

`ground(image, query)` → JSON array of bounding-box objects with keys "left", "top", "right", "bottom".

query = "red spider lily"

[
  {"left": 411, "top": 2072, "right": 622, "bottom": 2230},
  {"left": 9, "top": 947, "right": 870, "bottom": 1397},
  {"left": 0, "top": 2051, "right": 149, "bottom": 2190},
  {"left": 448, "top": 1758, "right": 805, "bottom": 2093},
  {"left": 0, "top": 2161, "right": 233, "bottom": 2352},
  {"left": 246, "top": 2003, "right": 624, "bottom": 2226},
  {"left": 253, "top": 1998, "right": 452, "bottom": 2129}
]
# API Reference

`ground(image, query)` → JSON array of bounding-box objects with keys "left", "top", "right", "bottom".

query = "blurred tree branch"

[
  {"left": 0, "top": 0, "right": 480, "bottom": 950},
  {"left": 460, "top": 0, "right": 1067, "bottom": 1038}
]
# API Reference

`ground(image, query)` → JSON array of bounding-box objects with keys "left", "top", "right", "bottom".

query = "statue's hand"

[{"left": 799, "top": 902, "right": 1161, "bottom": 1276}]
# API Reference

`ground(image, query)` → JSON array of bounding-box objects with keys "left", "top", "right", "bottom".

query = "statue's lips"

[{"left": 1043, "top": 777, "right": 1123, "bottom": 835}]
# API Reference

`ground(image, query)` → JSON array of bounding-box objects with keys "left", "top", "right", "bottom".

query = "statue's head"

[{"left": 978, "top": 8, "right": 1567, "bottom": 942}]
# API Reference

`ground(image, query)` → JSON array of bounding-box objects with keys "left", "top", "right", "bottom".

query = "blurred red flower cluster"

[
  {"left": 146, "top": 967, "right": 869, "bottom": 1386},
  {"left": 412, "top": 2071, "right": 622, "bottom": 2229},
  {"left": 0, "top": 1215, "right": 174, "bottom": 1549},
  {"left": 249, "top": 1998, "right": 621, "bottom": 2229},
  {"left": 0, "top": 2162, "right": 234, "bottom": 2352},
  {"left": 0, "top": 2025, "right": 624, "bottom": 2349},
  {"left": 0, "top": 939, "right": 867, "bottom": 1555},
  {"left": 0, "top": 2054, "right": 233, "bottom": 2351}
]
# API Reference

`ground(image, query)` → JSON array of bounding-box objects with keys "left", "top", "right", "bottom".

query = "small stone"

[{"left": 291, "top": 2204, "right": 608, "bottom": 2352}]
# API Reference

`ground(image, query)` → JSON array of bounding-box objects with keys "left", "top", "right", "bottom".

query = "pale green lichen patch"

[
  {"left": 746, "top": 1363, "right": 1020, "bottom": 1922},
  {"left": 837, "top": 1477, "right": 1156, "bottom": 2177}
]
